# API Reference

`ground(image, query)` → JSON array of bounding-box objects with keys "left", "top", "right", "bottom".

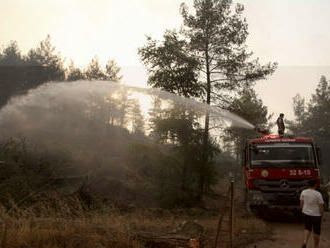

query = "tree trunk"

[
  {"left": 181, "top": 145, "right": 188, "bottom": 191},
  {"left": 199, "top": 46, "right": 212, "bottom": 198}
]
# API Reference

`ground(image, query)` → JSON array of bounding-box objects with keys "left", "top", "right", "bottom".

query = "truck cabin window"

[{"left": 250, "top": 144, "right": 316, "bottom": 168}]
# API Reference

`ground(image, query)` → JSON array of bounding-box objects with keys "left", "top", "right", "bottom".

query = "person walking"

[
  {"left": 300, "top": 179, "right": 324, "bottom": 248},
  {"left": 276, "top": 113, "right": 285, "bottom": 136}
]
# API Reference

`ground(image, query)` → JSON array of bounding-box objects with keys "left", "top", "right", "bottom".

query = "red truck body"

[{"left": 243, "top": 134, "right": 321, "bottom": 211}]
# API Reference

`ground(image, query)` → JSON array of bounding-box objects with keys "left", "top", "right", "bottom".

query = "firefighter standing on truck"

[{"left": 276, "top": 113, "right": 285, "bottom": 136}]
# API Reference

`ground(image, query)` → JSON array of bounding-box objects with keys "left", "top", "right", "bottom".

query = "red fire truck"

[{"left": 243, "top": 133, "right": 324, "bottom": 212}]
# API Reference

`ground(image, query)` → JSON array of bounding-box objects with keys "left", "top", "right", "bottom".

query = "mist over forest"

[
  {"left": 1, "top": 0, "right": 330, "bottom": 247},
  {"left": 1, "top": 0, "right": 330, "bottom": 203},
  {"left": 1, "top": 2, "right": 330, "bottom": 209}
]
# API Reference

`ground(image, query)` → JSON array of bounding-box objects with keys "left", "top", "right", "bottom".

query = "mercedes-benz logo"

[{"left": 280, "top": 179, "right": 290, "bottom": 189}]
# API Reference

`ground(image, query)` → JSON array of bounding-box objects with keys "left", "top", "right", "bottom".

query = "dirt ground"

[{"left": 246, "top": 212, "right": 330, "bottom": 248}]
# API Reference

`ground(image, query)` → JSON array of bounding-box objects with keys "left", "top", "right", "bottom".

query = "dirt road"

[{"left": 246, "top": 212, "right": 330, "bottom": 248}]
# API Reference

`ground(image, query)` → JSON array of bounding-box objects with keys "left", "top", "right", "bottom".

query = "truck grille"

[{"left": 254, "top": 179, "right": 309, "bottom": 192}]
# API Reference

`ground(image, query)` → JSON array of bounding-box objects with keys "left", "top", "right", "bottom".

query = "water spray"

[{"left": 254, "top": 127, "right": 270, "bottom": 135}]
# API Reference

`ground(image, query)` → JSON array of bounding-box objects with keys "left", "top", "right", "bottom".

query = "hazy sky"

[{"left": 1, "top": 0, "right": 330, "bottom": 121}]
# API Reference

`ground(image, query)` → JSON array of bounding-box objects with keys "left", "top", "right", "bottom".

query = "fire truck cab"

[{"left": 243, "top": 134, "right": 322, "bottom": 212}]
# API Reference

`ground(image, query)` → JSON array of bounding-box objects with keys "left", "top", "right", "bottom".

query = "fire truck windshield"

[{"left": 250, "top": 143, "right": 316, "bottom": 168}]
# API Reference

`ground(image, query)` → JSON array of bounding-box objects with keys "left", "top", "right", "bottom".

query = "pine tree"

[
  {"left": 67, "top": 60, "right": 85, "bottom": 81},
  {"left": 139, "top": 0, "right": 277, "bottom": 195},
  {"left": 26, "top": 35, "right": 65, "bottom": 81},
  {"left": 85, "top": 56, "right": 106, "bottom": 80},
  {"left": 105, "top": 59, "right": 122, "bottom": 82}
]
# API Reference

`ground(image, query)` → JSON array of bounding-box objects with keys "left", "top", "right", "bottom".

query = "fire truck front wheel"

[{"left": 245, "top": 189, "right": 264, "bottom": 213}]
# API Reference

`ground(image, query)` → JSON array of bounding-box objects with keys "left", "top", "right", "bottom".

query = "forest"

[{"left": 0, "top": 0, "right": 330, "bottom": 247}]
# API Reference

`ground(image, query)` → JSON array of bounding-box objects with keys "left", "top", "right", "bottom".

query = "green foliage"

[
  {"left": 130, "top": 102, "right": 145, "bottom": 135},
  {"left": 139, "top": 0, "right": 277, "bottom": 106},
  {"left": 139, "top": 31, "right": 201, "bottom": 98},
  {"left": 26, "top": 35, "right": 65, "bottom": 81},
  {"left": 67, "top": 60, "right": 86, "bottom": 81},
  {"left": 0, "top": 36, "right": 65, "bottom": 108},
  {"left": 288, "top": 76, "right": 330, "bottom": 175},
  {"left": 101, "top": 90, "right": 144, "bottom": 132},
  {"left": 139, "top": 0, "right": 277, "bottom": 198},
  {"left": 150, "top": 104, "right": 220, "bottom": 202},
  {"left": 286, "top": 94, "right": 306, "bottom": 135},
  {"left": 0, "top": 83, "right": 150, "bottom": 203},
  {"left": 227, "top": 89, "right": 270, "bottom": 125},
  {"left": 223, "top": 88, "right": 271, "bottom": 159},
  {"left": 105, "top": 59, "right": 122, "bottom": 82},
  {"left": 0, "top": 138, "right": 71, "bottom": 209},
  {"left": 293, "top": 94, "right": 306, "bottom": 122},
  {"left": 0, "top": 36, "right": 123, "bottom": 110},
  {"left": 84, "top": 57, "right": 122, "bottom": 82},
  {"left": 85, "top": 56, "right": 107, "bottom": 80},
  {"left": 0, "top": 41, "right": 25, "bottom": 66},
  {"left": 181, "top": 0, "right": 277, "bottom": 105},
  {"left": 126, "top": 142, "right": 208, "bottom": 208}
]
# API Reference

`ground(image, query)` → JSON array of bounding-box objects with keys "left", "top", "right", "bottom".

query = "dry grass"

[
  {"left": 0, "top": 212, "right": 152, "bottom": 248},
  {"left": 0, "top": 205, "right": 269, "bottom": 248},
  {"left": 0, "top": 204, "right": 189, "bottom": 248},
  {"left": 0, "top": 182, "right": 270, "bottom": 248}
]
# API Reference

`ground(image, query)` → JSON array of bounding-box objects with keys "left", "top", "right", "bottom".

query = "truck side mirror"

[{"left": 316, "top": 147, "right": 322, "bottom": 165}]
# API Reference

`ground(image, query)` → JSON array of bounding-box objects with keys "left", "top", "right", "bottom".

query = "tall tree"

[
  {"left": 289, "top": 76, "right": 330, "bottom": 175},
  {"left": 180, "top": 1, "right": 274, "bottom": 102},
  {"left": 85, "top": 56, "right": 106, "bottom": 80},
  {"left": 139, "top": 0, "right": 277, "bottom": 195},
  {"left": 0, "top": 41, "right": 24, "bottom": 65},
  {"left": 139, "top": 30, "right": 202, "bottom": 98},
  {"left": 26, "top": 35, "right": 65, "bottom": 81},
  {"left": 223, "top": 88, "right": 271, "bottom": 161},
  {"left": 151, "top": 104, "right": 219, "bottom": 197},
  {"left": 305, "top": 76, "right": 330, "bottom": 152},
  {"left": 130, "top": 101, "right": 145, "bottom": 135},
  {"left": 298, "top": 76, "right": 330, "bottom": 139},
  {"left": 105, "top": 59, "right": 122, "bottom": 82},
  {"left": 0, "top": 41, "right": 52, "bottom": 107},
  {"left": 286, "top": 94, "right": 306, "bottom": 135},
  {"left": 67, "top": 60, "right": 85, "bottom": 81},
  {"left": 148, "top": 97, "right": 163, "bottom": 138}
]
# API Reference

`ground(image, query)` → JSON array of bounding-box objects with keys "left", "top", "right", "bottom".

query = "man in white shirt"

[{"left": 300, "top": 179, "right": 324, "bottom": 248}]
